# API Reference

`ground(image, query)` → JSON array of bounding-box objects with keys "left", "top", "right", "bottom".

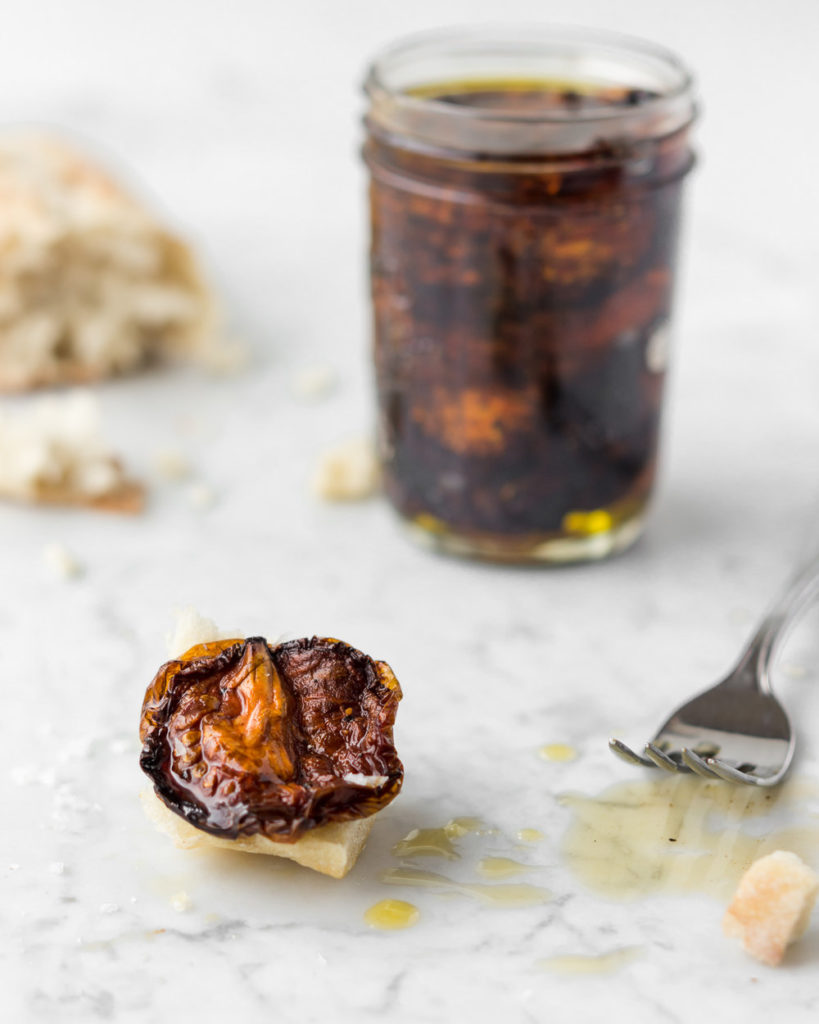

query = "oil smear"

[
  {"left": 539, "top": 743, "right": 577, "bottom": 762},
  {"left": 364, "top": 898, "right": 420, "bottom": 930},
  {"left": 392, "top": 818, "right": 492, "bottom": 860},
  {"left": 476, "top": 856, "right": 532, "bottom": 880},
  {"left": 392, "top": 828, "right": 460, "bottom": 860},
  {"left": 538, "top": 946, "right": 642, "bottom": 975},
  {"left": 560, "top": 775, "right": 819, "bottom": 901},
  {"left": 517, "top": 828, "right": 545, "bottom": 843},
  {"left": 382, "top": 866, "right": 551, "bottom": 908}
]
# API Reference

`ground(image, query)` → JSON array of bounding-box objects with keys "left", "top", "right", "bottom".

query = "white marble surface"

[{"left": 3, "top": 1, "right": 819, "bottom": 1020}]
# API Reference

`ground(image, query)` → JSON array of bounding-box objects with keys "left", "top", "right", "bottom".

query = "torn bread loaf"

[
  {"left": 723, "top": 850, "right": 819, "bottom": 966},
  {"left": 139, "top": 614, "right": 403, "bottom": 879},
  {"left": 0, "top": 133, "right": 221, "bottom": 391},
  {"left": 0, "top": 389, "right": 143, "bottom": 511}
]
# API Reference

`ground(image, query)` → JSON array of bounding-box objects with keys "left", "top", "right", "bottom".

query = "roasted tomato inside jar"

[
  {"left": 364, "top": 30, "right": 697, "bottom": 562},
  {"left": 139, "top": 636, "right": 403, "bottom": 842}
]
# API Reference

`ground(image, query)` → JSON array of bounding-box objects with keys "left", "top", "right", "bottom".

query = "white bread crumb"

[
  {"left": 290, "top": 364, "right": 336, "bottom": 401},
  {"left": 170, "top": 890, "right": 192, "bottom": 912},
  {"left": 311, "top": 437, "right": 379, "bottom": 501},
  {"left": 165, "top": 608, "right": 239, "bottom": 659},
  {"left": 0, "top": 390, "right": 139, "bottom": 508},
  {"left": 154, "top": 448, "right": 191, "bottom": 481},
  {"left": 42, "top": 542, "right": 83, "bottom": 580},
  {"left": 343, "top": 773, "right": 389, "bottom": 788},
  {"left": 187, "top": 481, "right": 217, "bottom": 510},
  {"left": 723, "top": 850, "right": 819, "bottom": 965}
]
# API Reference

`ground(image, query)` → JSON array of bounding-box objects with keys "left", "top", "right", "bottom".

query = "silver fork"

[{"left": 609, "top": 552, "right": 819, "bottom": 786}]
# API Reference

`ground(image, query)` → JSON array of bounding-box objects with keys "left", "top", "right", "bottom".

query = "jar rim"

[
  {"left": 368, "top": 23, "right": 696, "bottom": 121},
  {"left": 364, "top": 25, "right": 697, "bottom": 156}
]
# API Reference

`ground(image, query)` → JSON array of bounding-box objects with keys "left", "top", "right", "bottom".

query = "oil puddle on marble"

[
  {"left": 381, "top": 867, "right": 551, "bottom": 907},
  {"left": 537, "top": 946, "right": 642, "bottom": 975},
  {"left": 386, "top": 817, "right": 548, "bottom": 907},
  {"left": 475, "top": 856, "right": 532, "bottom": 880},
  {"left": 391, "top": 818, "right": 494, "bottom": 860},
  {"left": 559, "top": 774, "right": 819, "bottom": 901}
]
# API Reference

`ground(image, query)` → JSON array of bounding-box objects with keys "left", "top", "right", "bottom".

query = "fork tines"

[{"left": 608, "top": 737, "right": 759, "bottom": 786}]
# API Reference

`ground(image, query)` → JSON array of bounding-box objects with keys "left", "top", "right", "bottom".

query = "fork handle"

[{"left": 737, "top": 553, "right": 819, "bottom": 693}]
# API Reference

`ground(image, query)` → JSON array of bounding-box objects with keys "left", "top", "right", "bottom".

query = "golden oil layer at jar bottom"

[{"left": 398, "top": 495, "right": 649, "bottom": 564}]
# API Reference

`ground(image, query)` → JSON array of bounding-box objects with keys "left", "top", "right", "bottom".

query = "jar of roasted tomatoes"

[{"left": 363, "top": 26, "right": 697, "bottom": 562}]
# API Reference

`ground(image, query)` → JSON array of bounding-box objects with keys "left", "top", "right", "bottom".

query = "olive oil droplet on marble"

[
  {"left": 539, "top": 743, "right": 577, "bottom": 762},
  {"left": 516, "top": 828, "right": 544, "bottom": 843},
  {"left": 538, "top": 946, "right": 642, "bottom": 975},
  {"left": 476, "top": 856, "right": 532, "bottom": 880},
  {"left": 364, "top": 898, "right": 420, "bottom": 930},
  {"left": 392, "top": 818, "right": 492, "bottom": 860},
  {"left": 381, "top": 866, "right": 550, "bottom": 907}
]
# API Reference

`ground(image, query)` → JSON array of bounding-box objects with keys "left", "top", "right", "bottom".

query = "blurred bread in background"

[
  {"left": 0, "top": 388, "right": 143, "bottom": 512},
  {"left": 0, "top": 133, "right": 221, "bottom": 391}
]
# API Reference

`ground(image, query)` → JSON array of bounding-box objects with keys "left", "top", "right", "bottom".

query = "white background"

[{"left": 3, "top": 2, "right": 819, "bottom": 1022}]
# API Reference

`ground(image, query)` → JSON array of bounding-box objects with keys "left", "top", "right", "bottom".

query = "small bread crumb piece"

[
  {"left": 723, "top": 850, "right": 819, "bottom": 966},
  {"left": 188, "top": 481, "right": 216, "bottom": 510},
  {"left": 166, "top": 608, "right": 238, "bottom": 659},
  {"left": 312, "top": 437, "right": 379, "bottom": 501},
  {"left": 197, "top": 336, "right": 249, "bottom": 375},
  {"left": 343, "top": 773, "right": 389, "bottom": 788},
  {"left": 42, "top": 542, "right": 83, "bottom": 580},
  {"left": 0, "top": 390, "right": 143, "bottom": 511},
  {"left": 290, "top": 364, "right": 336, "bottom": 401},
  {"left": 155, "top": 449, "right": 191, "bottom": 481},
  {"left": 170, "top": 890, "right": 191, "bottom": 912}
]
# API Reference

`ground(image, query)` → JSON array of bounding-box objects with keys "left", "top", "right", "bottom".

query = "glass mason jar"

[{"left": 363, "top": 26, "right": 697, "bottom": 563}]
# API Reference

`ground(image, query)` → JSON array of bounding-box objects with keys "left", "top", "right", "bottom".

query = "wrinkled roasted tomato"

[{"left": 139, "top": 636, "right": 403, "bottom": 842}]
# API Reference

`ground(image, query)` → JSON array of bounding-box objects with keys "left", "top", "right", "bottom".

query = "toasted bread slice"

[{"left": 141, "top": 789, "right": 375, "bottom": 880}]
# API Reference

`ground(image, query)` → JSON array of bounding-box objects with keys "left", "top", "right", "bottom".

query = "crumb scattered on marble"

[
  {"left": 290, "top": 364, "right": 337, "bottom": 401},
  {"left": 42, "top": 542, "right": 84, "bottom": 580},
  {"left": 311, "top": 437, "right": 380, "bottom": 501},
  {"left": 108, "top": 737, "right": 130, "bottom": 755},
  {"left": 7, "top": 863, "right": 20, "bottom": 871},
  {"left": 198, "top": 336, "right": 249, "bottom": 375},
  {"left": 170, "top": 890, "right": 192, "bottom": 912},
  {"left": 99, "top": 903, "right": 120, "bottom": 915},
  {"left": 723, "top": 850, "right": 819, "bottom": 966},
  {"left": 155, "top": 448, "right": 192, "bottom": 481},
  {"left": 48, "top": 862, "right": 65, "bottom": 875},
  {"left": 188, "top": 481, "right": 217, "bottom": 510}
]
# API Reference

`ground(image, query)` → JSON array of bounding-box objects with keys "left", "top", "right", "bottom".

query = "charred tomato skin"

[{"left": 139, "top": 636, "right": 403, "bottom": 843}]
